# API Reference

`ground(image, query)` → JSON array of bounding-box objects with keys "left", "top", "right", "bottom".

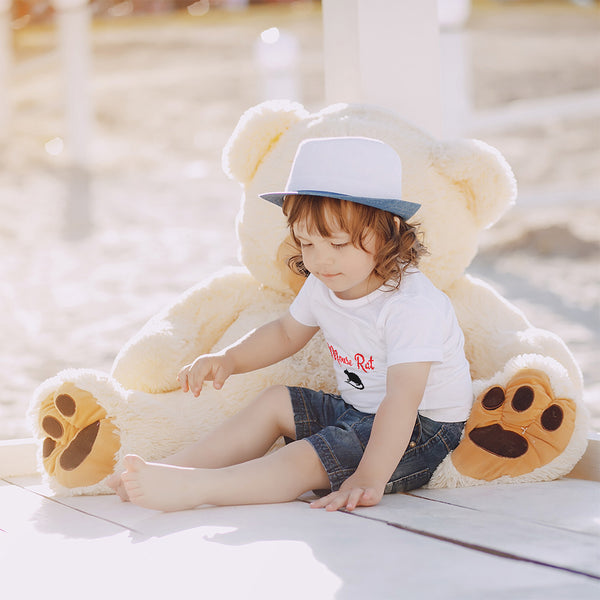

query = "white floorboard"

[
  {"left": 3, "top": 476, "right": 600, "bottom": 599},
  {"left": 412, "top": 479, "right": 600, "bottom": 534},
  {"left": 350, "top": 484, "right": 600, "bottom": 578}
]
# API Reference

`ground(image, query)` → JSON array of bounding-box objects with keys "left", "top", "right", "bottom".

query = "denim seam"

[
  {"left": 289, "top": 386, "right": 318, "bottom": 439},
  {"left": 406, "top": 422, "right": 461, "bottom": 457},
  {"left": 385, "top": 468, "right": 430, "bottom": 493},
  {"left": 350, "top": 415, "right": 376, "bottom": 450},
  {"left": 308, "top": 433, "right": 353, "bottom": 491},
  {"left": 430, "top": 422, "right": 463, "bottom": 454}
]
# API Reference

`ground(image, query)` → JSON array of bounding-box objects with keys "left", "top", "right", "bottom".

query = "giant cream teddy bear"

[{"left": 30, "top": 101, "right": 589, "bottom": 495}]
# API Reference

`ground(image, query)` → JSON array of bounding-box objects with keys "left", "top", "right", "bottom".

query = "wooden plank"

[
  {"left": 350, "top": 487, "right": 599, "bottom": 580},
  {"left": 567, "top": 435, "right": 600, "bottom": 482},
  {"left": 412, "top": 479, "right": 600, "bottom": 535},
  {"left": 5, "top": 476, "right": 600, "bottom": 598},
  {"left": 0, "top": 438, "right": 38, "bottom": 477},
  {"left": 7, "top": 474, "right": 162, "bottom": 532},
  {"left": 1, "top": 476, "right": 129, "bottom": 537}
]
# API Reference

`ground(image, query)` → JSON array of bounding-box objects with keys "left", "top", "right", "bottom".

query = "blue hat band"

[{"left": 260, "top": 189, "right": 421, "bottom": 221}]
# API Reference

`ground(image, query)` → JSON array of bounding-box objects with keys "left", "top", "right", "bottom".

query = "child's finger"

[
  {"left": 359, "top": 487, "right": 379, "bottom": 506},
  {"left": 212, "top": 363, "right": 232, "bottom": 390},
  {"left": 325, "top": 492, "right": 350, "bottom": 512},
  {"left": 190, "top": 373, "right": 205, "bottom": 396},
  {"left": 212, "top": 366, "right": 225, "bottom": 390},
  {"left": 177, "top": 365, "right": 190, "bottom": 392},
  {"left": 345, "top": 488, "right": 365, "bottom": 511},
  {"left": 188, "top": 361, "right": 213, "bottom": 396},
  {"left": 309, "top": 494, "right": 332, "bottom": 509},
  {"left": 311, "top": 490, "right": 347, "bottom": 511},
  {"left": 180, "top": 374, "right": 189, "bottom": 393}
]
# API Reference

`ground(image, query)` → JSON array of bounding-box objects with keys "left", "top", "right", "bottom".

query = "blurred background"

[{"left": 0, "top": 0, "right": 598, "bottom": 439}]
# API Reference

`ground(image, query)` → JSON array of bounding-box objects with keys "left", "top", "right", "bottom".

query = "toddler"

[{"left": 110, "top": 137, "right": 473, "bottom": 512}]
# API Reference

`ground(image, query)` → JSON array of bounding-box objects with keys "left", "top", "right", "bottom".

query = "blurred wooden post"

[
  {"left": 0, "top": 0, "right": 11, "bottom": 144},
  {"left": 51, "top": 0, "right": 93, "bottom": 167},
  {"left": 439, "top": 0, "right": 472, "bottom": 137},
  {"left": 322, "top": 0, "right": 442, "bottom": 136}
]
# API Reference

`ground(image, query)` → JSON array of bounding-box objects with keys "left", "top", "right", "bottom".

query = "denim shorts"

[{"left": 287, "top": 386, "right": 465, "bottom": 494}]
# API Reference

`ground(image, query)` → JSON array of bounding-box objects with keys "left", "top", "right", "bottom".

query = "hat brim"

[{"left": 260, "top": 190, "right": 421, "bottom": 221}]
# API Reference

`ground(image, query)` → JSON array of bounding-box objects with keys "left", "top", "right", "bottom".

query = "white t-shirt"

[{"left": 289, "top": 270, "right": 473, "bottom": 422}]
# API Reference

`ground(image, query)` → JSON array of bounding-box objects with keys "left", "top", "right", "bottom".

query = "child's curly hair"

[{"left": 282, "top": 194, "right": 427, "bottom": 288}]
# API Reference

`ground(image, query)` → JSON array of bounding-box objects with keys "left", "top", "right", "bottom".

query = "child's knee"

[
  {"left": 255, "top": 385, "right": 295, "bottom": 435},
  {"left": 256, "top": 385, "right": 291, "bottom": 406}
]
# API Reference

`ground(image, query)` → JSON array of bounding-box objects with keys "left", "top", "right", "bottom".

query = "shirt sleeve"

[
  {"left": 385, "top": 296, "right": 444, "bottom": 366},
  {"left": 289, "top": 275, "right": 319, "bottom": 327}
]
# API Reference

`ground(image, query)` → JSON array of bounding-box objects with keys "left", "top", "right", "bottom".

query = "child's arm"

[
  {"left": 178, "top": 312, "right": 319, "bottom": 396},
  {"left": 311, "top": 362, "right": 431, "bottom": 511}
]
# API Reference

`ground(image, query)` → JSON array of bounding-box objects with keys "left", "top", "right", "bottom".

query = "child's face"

[{"left": 293, "top": 221, "right": 381, "bottom": 300}]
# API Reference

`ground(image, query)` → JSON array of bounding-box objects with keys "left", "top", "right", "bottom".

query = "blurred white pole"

[
  {"left": 322, "top": 0, "right": 442, "bottom": 136},
  {"left": 0, "top": 0, "right": 12, "bottom": 144},
  {"left": 222, "top": 0, "right": 249, "bottom": 9},
  {"left": 439, "top": 0, "right": 472, "bottom": 137},
  {"left": 438, "top": 0, "right": 471, "bottom": 28},
  {"left": 254, "top": 27, "right": 300, "bottom": 102},
  {"left": 51, "top": 0, "right": 93, "bottom": 167}
]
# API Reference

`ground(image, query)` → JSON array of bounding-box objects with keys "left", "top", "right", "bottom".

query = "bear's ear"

[
  {"left": 432, "top": 139, "right": 517, "bottom": 229},
  {"left": 222, "top": 100, "right": 308, "bottom": 184}
]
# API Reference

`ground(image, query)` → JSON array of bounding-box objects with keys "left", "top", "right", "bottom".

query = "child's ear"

[
  {"left": 222, "top": 100, "right": 308, "bottom": 185},
  {"left": 432, "top": 139, "right": 517, "bottom": 229}
]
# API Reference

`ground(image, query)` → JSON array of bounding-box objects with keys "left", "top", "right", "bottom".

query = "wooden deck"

[{"left": 3, "top": 470, "right": 599, "bottom": 599}]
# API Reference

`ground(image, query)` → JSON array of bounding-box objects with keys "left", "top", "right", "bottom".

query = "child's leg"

[
  {"left": 108, "top": 385, "right": 296, "bottom": 500},
  {"left": 164, "top": 385, "right": 297, "bottom": 468},
  {"left": 121, "top": 439, "right": 330, "bottom": 512}
]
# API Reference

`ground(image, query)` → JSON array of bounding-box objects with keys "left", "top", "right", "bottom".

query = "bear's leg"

[{"left": 121, "top": 440, "right": 329, "bottom": 512}]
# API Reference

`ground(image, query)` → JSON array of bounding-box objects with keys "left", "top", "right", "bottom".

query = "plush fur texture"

[{"left": 29, "top": 101, "right": 588, "bottom": 495}]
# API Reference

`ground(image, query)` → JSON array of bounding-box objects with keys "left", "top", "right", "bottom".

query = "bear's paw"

[
  {"left": 452, "top": 369, "right": 576, "bottom": 480},
  {"left": 39, "top": 382, "right": 120, "bottom": 488}
]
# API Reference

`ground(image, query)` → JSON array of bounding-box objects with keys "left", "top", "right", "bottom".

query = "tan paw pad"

[
  {"left": 39, "top": 383, "right": 120, "bottom": 488},
  {"left": 452, "top": 369, "right": 576, "bottom": 480}
]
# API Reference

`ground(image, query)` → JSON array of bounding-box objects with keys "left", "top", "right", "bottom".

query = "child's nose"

[{"left": 315, "top": 249, "right": 335, "bottom": 266}]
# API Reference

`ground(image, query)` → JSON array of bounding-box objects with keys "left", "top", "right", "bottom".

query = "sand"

[{"left": 1, "top": 0, "right": 598, "bottom": 439}]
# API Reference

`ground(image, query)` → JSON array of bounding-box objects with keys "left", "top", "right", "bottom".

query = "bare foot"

[
  {"left": 107, "top": 471, "right": 130, "bottom": 502},
  {"left": 121, "top": 455, "right": 206, "bottom": 512}
]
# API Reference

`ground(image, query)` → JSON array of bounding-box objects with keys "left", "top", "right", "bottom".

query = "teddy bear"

[{"left": 29, "top": 100, "right": 589, "bottom": 495}]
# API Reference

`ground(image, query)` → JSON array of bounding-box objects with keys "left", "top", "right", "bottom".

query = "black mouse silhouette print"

[{"left": 344, "top": 369, "right": 365, "bottom": 390}]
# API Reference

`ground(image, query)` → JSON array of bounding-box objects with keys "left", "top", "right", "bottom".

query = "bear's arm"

[
  {"left": 110, "top": 268, "right": 264, "bottom": 393},
  {"left": 447, "top": 275, "right": 583, "bottom": 392}
]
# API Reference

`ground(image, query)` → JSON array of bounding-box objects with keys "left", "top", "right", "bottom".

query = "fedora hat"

[{"left": 260, "top": 136, "right": 420, "bottom": 220}]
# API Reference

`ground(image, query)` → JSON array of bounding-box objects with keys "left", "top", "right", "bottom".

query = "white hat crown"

[{"left": 260, "top": 136, "right": 420, "bottom": 220}]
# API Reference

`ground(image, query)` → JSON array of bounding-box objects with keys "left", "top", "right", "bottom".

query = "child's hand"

[
  {"left": 310, "top": 474, "right": 385, "bottom": 512},
  {"left": 177, "top": 354, "right": 234, "bottom": 397}
]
